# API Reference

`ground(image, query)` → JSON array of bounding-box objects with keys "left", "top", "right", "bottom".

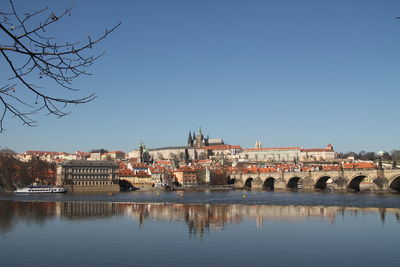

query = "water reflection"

[
  {"left": 0, "top": 201, "right": 57, "bottom": 235},
  {"left": 60, "top": 202, "right": 119, "bottom": 220},
  {"left": 1, "top": 201, "right": 400, "bottom": 236}
]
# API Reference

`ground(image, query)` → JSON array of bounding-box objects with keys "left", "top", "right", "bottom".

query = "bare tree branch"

[{"left": 0, "top": 0, "right": 121, "bottom": 132}]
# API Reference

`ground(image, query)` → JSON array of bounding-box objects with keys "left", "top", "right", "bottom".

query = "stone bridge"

[{"left": 230, "top": 169, "right": 400, "bottom": 192}]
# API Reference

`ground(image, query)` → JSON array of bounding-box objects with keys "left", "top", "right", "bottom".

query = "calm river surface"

[{"left": 1, "top": 191, "right": 400, "bottom": 266}]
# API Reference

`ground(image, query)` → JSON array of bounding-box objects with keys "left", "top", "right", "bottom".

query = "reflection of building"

[
  {"left": 58, "top": 160, "right": 120, "bottom": 192},
  {"left": 57, "top": 202, "right": 119, "bottom": 219},
  {"left": 119, "top": 203, "right": 349, "bottom": 236},
  {"left": 2, "top": 202, "right": 399, "bottom": 237}
]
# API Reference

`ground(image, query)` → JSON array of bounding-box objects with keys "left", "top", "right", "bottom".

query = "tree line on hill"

[
  {"left": 337, "top": 150, "right": 400, "bottom": 162},
  {"left": 0, "top": 149, "right": 56, "bottom": 191}
]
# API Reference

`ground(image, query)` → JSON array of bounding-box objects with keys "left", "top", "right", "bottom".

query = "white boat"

[{"left": 14, "top": 185, "right": 67, "bottom": 194}]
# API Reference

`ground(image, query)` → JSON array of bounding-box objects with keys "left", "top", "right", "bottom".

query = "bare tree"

[
  {"left": 0, "top": 0, "right": 120, "bottom": 132},
  {"left": 391, "top": 150, "right": 400, "bottom": 161}
]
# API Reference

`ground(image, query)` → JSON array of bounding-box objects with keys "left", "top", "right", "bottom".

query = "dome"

[{"left": 377, "top": 151, "right": 387, "bottom": 156}]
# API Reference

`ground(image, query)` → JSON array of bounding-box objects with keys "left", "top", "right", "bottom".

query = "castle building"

[
  {"left": 129, "top": 128, "right": 225, "bottom": 161},
  {"left": 188, "top": 127, "right": 224, "bottom": 148},
  {"left": 300, "top": 144, "right": 336, "bottom": 161},
  {"left": 238, "top": 144, "right": 336, "bottom": 162},
  {"left": 240, "top": 147, "right": 302, "bottom": 162}
]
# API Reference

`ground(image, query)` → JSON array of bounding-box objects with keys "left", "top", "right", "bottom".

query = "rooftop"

[{"left": 62, "top": 160, "right": 118, "bottom": 167}]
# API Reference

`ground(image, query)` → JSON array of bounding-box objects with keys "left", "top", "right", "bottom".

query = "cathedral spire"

[{"left": 188, "top": 131, "right": 193, "bottom": 147}]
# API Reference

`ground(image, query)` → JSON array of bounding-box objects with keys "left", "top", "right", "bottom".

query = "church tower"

[
  {"left": 195, "top": 127, "right": 204, "bottom": 148},
  {"left": 187, "top": 131, "right": 193, "bottom": 147},
  {"left": 255, "top": 141, "right": 262, "bottom": 149}
]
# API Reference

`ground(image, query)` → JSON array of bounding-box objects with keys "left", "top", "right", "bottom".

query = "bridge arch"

[
  {"left": 348, "top": 174, "right": 370, "bottom": 192},
  {"left": 315, "top": 176, "right": 332, "bottom": 190},
  {"left": 389, "top": 175, "right": 400, "bottom": 192},
  {"left": 287, "top": 177, "right": 302, "bottom": 190},
  {"left": 263, "top": 177, "right": 275, "bottom": 191},
  {"left": 244, "top": 177, "right": 254, "bottom": 188}
]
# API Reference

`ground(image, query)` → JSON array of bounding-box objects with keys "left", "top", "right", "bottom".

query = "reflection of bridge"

[{"left": 230, "top": 169, "right": 400, "bottom": 192}]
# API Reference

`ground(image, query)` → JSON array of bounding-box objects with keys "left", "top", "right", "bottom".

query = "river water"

[{"left": 1, "top": 191, "right": 399, "bottom": 266}]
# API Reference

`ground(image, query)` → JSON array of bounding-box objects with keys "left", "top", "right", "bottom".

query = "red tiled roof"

[
  {"left": 343, "top": 162, "right": 376, "bottom": 169},
  {"left": 301, "top": 148, "right": 332, "bottom": 152},
  {"left": 323, "top": 165, "right": 340, "bottom": 171},
  {"left": 130, "top": 163, "right": 148, "bottom": 168},
  {"left": 135, "top": 171, "right": 151, "bottom": 177},
  {"left": 119, "top": 168, "right": 135, "bottom": 176},
  {"left": 150, "top": 166, "right": 165, "bottom": 173},
  {"left": 204, "top": 145, "right": 242, "bottom": 150}
]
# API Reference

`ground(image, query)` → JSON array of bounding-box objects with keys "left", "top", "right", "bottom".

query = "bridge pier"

[
  {"left": 332, "top": 177, "right": 348, "bottom": 191},
  {"left": 372, "top": 178, "right": 389, "bottom": 191},
  {"left": 274, "top": 178, "right": 286, "bottom": 191},
  {"left": 301, "top": 177, "right": 315, "bottom": 191},
  {"left": 251, "top": 177, "right": 263, "bottom": 189}
]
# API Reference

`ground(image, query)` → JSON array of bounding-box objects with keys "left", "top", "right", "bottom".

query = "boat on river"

[{"left": 14, "top": 185, "right": 67, "bottom": 194}]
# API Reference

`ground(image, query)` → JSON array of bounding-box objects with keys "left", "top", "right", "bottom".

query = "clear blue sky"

[{"left": 1, "top": 0, "right": 400, "bottom": 153}]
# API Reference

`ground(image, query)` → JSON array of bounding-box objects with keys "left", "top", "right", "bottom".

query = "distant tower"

[
  {"left": 204, "top": 134, "right": 209, "bottom": 146},
  {"left": 139, "top": 142, "right": 145, "bottom": 163},
  {"left": 255, "top": 141, "right": 262, "bottom": 149},
  {"left": 184, "top": 148, "right": 190, "bottom": 162},
  {"left": 188, "top": 131, "right": 193, "bottom": 147}
]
